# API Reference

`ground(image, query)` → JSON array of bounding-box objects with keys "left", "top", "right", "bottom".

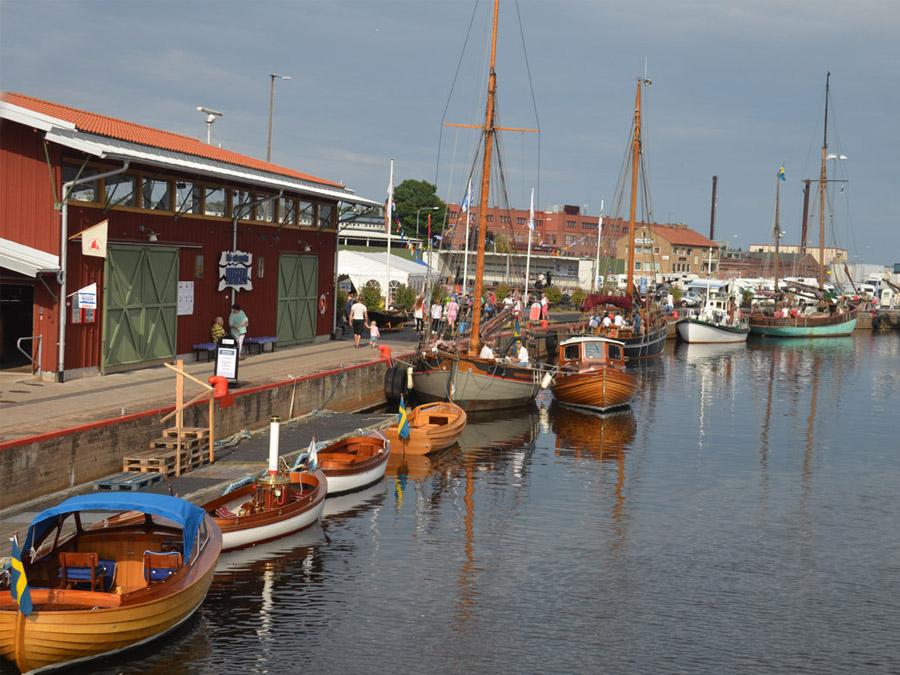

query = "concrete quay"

[{"left": 0, "top": 328, "right": 420, "bottom": 513}]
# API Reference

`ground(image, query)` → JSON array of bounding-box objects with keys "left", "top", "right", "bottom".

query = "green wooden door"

[
  {"left": 276, "top": 254, "right": 318, "bottom": 345},
  {"left": 103, "top": 245, "right": 178, "bottom": 369}
]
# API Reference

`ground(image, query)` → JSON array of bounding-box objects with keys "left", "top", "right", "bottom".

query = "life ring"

[{"left": 319, "top": 294, "right": 327, "bottom": 315}]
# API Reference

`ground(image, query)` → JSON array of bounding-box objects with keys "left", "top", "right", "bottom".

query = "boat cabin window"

[
  {"left": 564, "top": 344, "right": 581, "bottom": 361},
  {"left": 583, "top": 342, "right": 607, "bottom": 360},
  {"left": 608, "top": 344, "right": 623, "bottom": 361}
]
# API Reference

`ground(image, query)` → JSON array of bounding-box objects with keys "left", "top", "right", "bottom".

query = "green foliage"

[
  {"left": 393, "top": 179, "right": 446, "bottom": 240},
  {"left": 337, "top": 290, "right": 348, "bottom": 316},
  {"left": 359, "top": 284, "right": 384, "bottom": 312},
  {"left": 543, "top": 286, "right": 563, "bottom": 305},
  {"left": 494, "top": 283, "right": 510, "bottom": 301},
  {"left": 742, "top": 289, "right": 754, "bottom": 306},
  {"left": 671, "top": 287, "right": 683, "bottom": 304},
  {"left": 569, "top": 287, "right": 586, "bottom": 306},
  {"left": 430, "top": 285, "right": 444, "bottom": 304},
  {"left": 393, "top": 284, "right": 416, "bottom": 311}
]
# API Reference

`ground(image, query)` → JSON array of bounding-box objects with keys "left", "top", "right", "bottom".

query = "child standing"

[{"left": 368, "top": 322, "right": 380, "bottom": 348}]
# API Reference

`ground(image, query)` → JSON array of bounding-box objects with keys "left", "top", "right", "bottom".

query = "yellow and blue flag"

[
  {"left": 778, "top": 165, "right": 786, "bottom": 181},
  {"left": 513, "top": 316, "right": 521, "bottom": 342},
  {"left": 9, "top": 535, "right": 33, "bottom": 616},
  {"left": 398, "top": 395, "right": 410, "bottom": 440}
]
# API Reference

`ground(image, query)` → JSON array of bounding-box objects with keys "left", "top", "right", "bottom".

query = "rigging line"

[
  {"left": 436, "top": 0, "right": 482, "bottom": 188},
  {"left": 514, "top": 0, "right": 542, "bottom": 206}
]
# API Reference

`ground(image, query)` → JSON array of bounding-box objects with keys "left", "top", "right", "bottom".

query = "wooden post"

[{"left": 175, "top": 359, "right": 183, "bottom": 477}]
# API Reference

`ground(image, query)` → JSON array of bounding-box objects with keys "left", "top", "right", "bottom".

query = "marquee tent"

[{"left": 338, "top": 250, "right": 429, "bottom": 295}]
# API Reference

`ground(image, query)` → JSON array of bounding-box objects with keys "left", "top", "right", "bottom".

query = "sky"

[{"left": 2, "top": 0, "right": 899, "bottom": 266}]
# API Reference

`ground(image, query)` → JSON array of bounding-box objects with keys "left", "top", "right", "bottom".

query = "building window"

[
  {"left": 279, "top": 197, "right": 297, "bottom": 226},
  {"left": 232, "top": 189, "right": 252, "bottom": 220},
  {"left": 142, "top": 178, "right": 171, "bottom": 211},
  {"left": 653, "top": 246, "right": 660, "bottom": 255},
  {"left": 516, "top": 217, "right": 526, "bottom": 225},
  {"left": 487, "top": 215, "right": 494, "bottom": 222},
  {"left": 105, "top": 174, "right": 137, "bottom": 208},
  {"left": 635, "top": 261, "right": 642, "bottom": 270},
  {"left": 567, "top": 220, "right": 576, "bottom": 228},
  {"left": 256, "top": 194, "right": 274, "bottom": 223},
  {"left": 298, "top": 201, "right": 314, "bottom": 228},
  {"left": 175, "top": 181, "right": 202, "bottom": 215},
  {"left": 319, "top": 204, "right": 334, "bottom": 230},
  {"left": 62, "top": 164, "right": 100, "bottom": 203},
  {"left": 205, "top": 186, "right": 227, "bottom": 217}
]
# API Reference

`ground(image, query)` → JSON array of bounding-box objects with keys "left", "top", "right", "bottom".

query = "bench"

[
  {"left": 246, "top": 336, "right": 278, "bottom": 354},
  {"left": 193, "top": 342, "right": 217, "bottom": 361}
]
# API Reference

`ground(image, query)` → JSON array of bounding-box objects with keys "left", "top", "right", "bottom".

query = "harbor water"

[{"left": 79, "top": 333, "right": 899, "bottom": 674}]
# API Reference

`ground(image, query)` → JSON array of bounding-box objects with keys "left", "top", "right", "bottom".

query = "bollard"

[{"left": 208, "top": 375, "right": 229, "bottom": 398}]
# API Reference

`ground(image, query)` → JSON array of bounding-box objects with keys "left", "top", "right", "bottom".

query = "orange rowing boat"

[{"left": 382, "top": 401, "right": 467, "bottom": 455}]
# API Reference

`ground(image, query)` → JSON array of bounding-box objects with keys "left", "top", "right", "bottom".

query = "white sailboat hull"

[{"left": 676, "top": 318, "right": 749, "bottom": 344}]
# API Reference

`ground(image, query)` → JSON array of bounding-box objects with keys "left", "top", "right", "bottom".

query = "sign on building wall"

[
  {"left": 218, "top": 250, "right": 253, "bottom": 292},
  {"left": 177, "top": 281, "right": 194, "bottom": 315}
]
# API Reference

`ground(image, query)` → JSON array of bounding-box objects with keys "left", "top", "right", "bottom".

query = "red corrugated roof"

[{"left": 2, "top": 92, "right": 344, "bottom": 189}]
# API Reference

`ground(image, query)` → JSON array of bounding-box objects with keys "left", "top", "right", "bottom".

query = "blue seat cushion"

[
  {"left": 144, "top": 550, "right": 182, "bottom": 582},
  {"left": 59, "top": 559, "right": 116, "bottom": 591}
]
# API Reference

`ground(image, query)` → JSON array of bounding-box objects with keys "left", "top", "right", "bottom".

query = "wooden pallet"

[
  {"left": 122, "top": 445, "right": 209, "bottom": 476},
  {"left": 94, "top": 472, "right": 164, "bottom": 492},
  {"left": 162, "top": 426, "right": 210, "bottom": 440},
  {"left": 149, "top": 436, "right": 202, "bottom": 451}
]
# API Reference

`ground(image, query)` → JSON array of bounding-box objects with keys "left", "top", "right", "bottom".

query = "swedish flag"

[
  {"left": 398, "top": 394, "right": 410, "bottom": 440},
  {"left": 513, "top": 316, "right": 521, "bottom": 342},
  {"left": 9, "top": 535, "right": 33, "bottom": 616},
  {"left": 778, "top": 165, "right": 786, "bottom": 181}
]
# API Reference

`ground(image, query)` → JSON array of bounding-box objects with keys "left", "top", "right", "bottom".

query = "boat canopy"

[{"left": 23, "top": 493, "right": 206, "bottom": 555}]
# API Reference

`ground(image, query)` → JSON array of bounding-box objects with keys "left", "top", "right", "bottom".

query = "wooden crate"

[{"left": 148, "top": 436, "right": 202, "bottom": 451}]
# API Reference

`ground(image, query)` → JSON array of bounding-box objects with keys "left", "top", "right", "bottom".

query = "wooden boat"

[
  {"left": 202, "top": 416, "right": 327, "bottom": 551},
  {"left": 382, "top": 401, "right": 467, "bottom": 455},
  {"left": 748, "top": 74, "right": 857, "bottom": 338},
  {"left": 551, "top": 336, "right": 639, "bottom": 412},
  {"left": 203, "top": 469, "right": 327, "bottom": 552},
  {"left": 0, "top": 493, "right": 221, "bottom": 674},
  {"left": 410, "top": 0, "right": 545, "bottom": 411},
  {"left": 316, "top": 431, "right": 390, "bottom": 495}
]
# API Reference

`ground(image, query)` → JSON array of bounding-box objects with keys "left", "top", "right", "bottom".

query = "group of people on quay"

[
  {"left": 413, "top": 287, "right": 552, "bottom": 339},
  {"left": 209, "top": 304, "right": 250, "bottom": 358}
]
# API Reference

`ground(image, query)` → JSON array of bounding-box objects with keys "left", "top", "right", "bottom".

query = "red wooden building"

[{"left": 0, "top": 93, "right": 377, "bottom": 380}]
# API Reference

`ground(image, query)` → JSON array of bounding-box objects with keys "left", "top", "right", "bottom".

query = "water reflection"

[{"left": 549, "top": 403, "right": 636, "bottom": 461}]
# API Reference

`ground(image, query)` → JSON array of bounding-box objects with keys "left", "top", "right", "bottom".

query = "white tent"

[{"left": 338, "top": 250, "right": 428, "bottom": 295}]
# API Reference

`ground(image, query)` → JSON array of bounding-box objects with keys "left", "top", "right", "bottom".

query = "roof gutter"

[{"left": 57, "top": 161, "right": 130, "bottom": 382}]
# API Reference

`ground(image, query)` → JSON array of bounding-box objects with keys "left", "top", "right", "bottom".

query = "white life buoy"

[{"left": 319, "top": 294, "right": 327, "bottom": 315}]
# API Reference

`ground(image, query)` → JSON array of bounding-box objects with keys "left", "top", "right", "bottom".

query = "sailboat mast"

[
  {"left": 467, "top": 0, "right": 500, "bottom": 357},
  {"left": 818, "top": 72, "right": 830, "bottom": 289},
  {"left": 626, "top": 79, "right": 642, "bottom": 298},
  {"left": 774, "top": 176, "right": 781, "bottom": 294}
]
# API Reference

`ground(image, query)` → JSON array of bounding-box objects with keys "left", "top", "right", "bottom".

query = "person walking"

[
  {"left": 368, "top": 321, "right": 380, "bottom": 348},
  {"left": 446, "top": 295, "right": 459, "bottom": 333},
  {"left": 349, "top": 296, "right": 369, "bottom": 348},
  {"left": 541, "top": 292, "right": 549, "bottom": 321},
  {"left": 229, "top": 304, "right": 249, "bottom": 359},
  {"left": 430, "top": 300, "right": 443, "bottom": 334},
  {"left": 413, "top": 293, "right": 425, "bottom": 334}
]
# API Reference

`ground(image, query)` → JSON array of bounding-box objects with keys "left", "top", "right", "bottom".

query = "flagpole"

[
  {"left": 525, "top": 185, "right": 534, "bottom": 300},
  {"left": 385, "top": 158, "right": 394, "bottom": 309},
  {"left": 594, "top": 198, "right": 604, "bottom": 291}
]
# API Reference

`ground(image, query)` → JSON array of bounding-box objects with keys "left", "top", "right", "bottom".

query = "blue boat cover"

[{"left": 23, "top": 493, "right": 205, "bottom": 556}]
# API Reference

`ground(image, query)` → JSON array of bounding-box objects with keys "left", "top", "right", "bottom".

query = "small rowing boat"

[
  {"left": 382, "top": 401, "right": 467, "bottom": 455},
  {"left": 315, "top": 431, "right": 391, "bottom": 495}
]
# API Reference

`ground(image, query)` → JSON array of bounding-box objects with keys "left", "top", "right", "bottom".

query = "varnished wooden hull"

[
  {"left": 0, "top": 517, "right": 221, "bottom": 674},
  {"left": 412, "top": 354, "right": 541, "bottom": 411},
  {"left": 748, "top": 310, "right": 857, "bottom": 337},
  {"left": 551, "top": 367, "right": 639, "bottom": 412},
  {"left": 204, "top": 470, "right": 327, "bottom": 551},
  {"left": 382, "top": 401, "right": 467, "bottom": 455},
  {"left": 318, "top": 434, "right": 390, "bottom": 495}
]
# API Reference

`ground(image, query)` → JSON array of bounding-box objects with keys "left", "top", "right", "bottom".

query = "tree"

[
  {"left": 359, "top": 284, "right": 384, "bottom": 312},
  {"left": 393, "top": 179, "right": 446, "bottom": 242},
  {"left": 393, "top": 284, "right": 416, "bottom": 312}
]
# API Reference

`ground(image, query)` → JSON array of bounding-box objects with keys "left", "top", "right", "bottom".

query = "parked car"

[{"left": 680, "top": 292, "right": 703, "bottom": 307}]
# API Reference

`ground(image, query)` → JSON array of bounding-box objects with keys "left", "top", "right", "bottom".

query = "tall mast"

[
  {"left": 818, "top": 72, "right": 830, "bottom": 289},
  {"left": 625, "top": 79, "right": 642, "bottom": 298},
  {"left": 466, "top": 0, "right": 500, "bottom": 357},
  {"left": 799, "top": 178, "right": 811, "bottom": 256},
  {"left": 774, "top": 175, "right": 781, "bottom": 294}
]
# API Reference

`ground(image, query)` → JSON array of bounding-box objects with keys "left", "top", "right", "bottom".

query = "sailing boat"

[
  {"left": 410, "top": 0, "right": 543, "bottom": 411},
  {"left": 748, "top": 73, "right": 857, "bottom": 338},
  {"left": 586, "top": 78, "right": 668, "bottom": 360}
]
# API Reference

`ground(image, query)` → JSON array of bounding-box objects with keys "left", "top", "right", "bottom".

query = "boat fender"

[
  {"left": 407, "top": 366, "right": 414, "bottom": 390},
  {"left": 545, "top": 333, "right": 558, "bottom": 353},
  {"left": 384, "top": 365, "right": 408, "bottom": 404},
  {"left": 872, "top": 315, "right": 881, "bottom": 330},
  {"left": 541, "top": 372, "right": 554, "bottom": 389}
]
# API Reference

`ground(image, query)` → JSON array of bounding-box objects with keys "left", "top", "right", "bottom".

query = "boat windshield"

[{"left": 583, "top": 342, "right": 608, "bottom": 361}]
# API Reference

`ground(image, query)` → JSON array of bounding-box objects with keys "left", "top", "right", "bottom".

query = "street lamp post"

[
  {"left": 267, "top": 73, "right": 291, "bottom": 162},
  {"left": 416, "top": 207, "right": 439, "bottom": 240}
]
